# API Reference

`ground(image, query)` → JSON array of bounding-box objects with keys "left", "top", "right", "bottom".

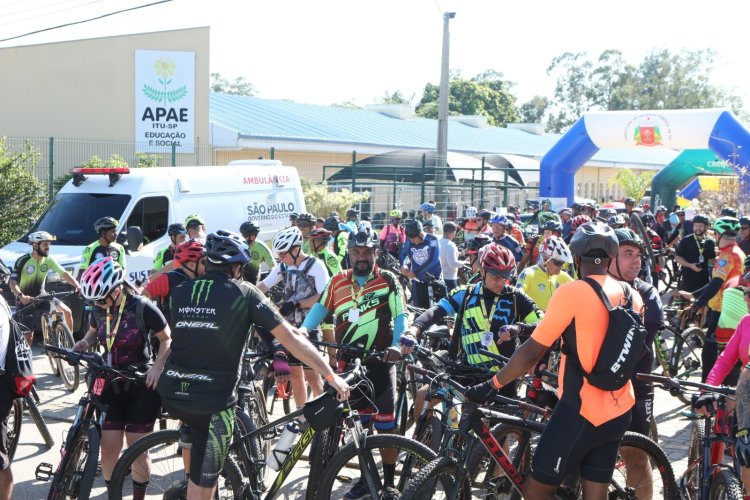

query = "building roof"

[{"left": 209, "top": 93, "right": 679, "bottom": 167}]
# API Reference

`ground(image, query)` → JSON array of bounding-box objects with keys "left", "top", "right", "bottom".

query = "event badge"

[
  {"left": 698, "top": 255, "right": 704, "bottom": 264},
  {"left": 481, "top": 331, "right": 493, "bottom": 347},
  {"left": 106, "top": 353, "right": 113, "bottom": 367},
  {"left": 349, "top": 308, "right": 360, "bottom": 322}
]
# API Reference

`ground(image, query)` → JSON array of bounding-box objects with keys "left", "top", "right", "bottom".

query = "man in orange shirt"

[{"left": 466, "top": 221, "right": 643, "bottom": 499}]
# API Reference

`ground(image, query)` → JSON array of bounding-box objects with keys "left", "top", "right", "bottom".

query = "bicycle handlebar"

[
  {"left": 44, "top": 344, "right": 147, "bottom": 382},
  {"left": 477, "top": 348, "right": 558, "bottom": 380},
  {"left": 636, "top": 372, "right": 735, "bottom": 396}
]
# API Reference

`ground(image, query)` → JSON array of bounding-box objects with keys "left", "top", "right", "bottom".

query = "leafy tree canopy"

[{"left": 210, "top": 72, "right": 255, "bottom": 96}]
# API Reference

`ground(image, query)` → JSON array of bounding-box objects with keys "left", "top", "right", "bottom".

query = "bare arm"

[
  {"left": 493, "top": 337, "right": 549, "bottom": 388},
  {"left": 736, "top": 367, "right": 750, "bottom": 429},
  {"left": 62, "top": 272, "right": 80, "bottom": 291},
  {"left": 257, "top": 282, "right": 269, "bottom": 294},
  {"left": 146, "top": 327, "right": 172, "bottom": 388}
]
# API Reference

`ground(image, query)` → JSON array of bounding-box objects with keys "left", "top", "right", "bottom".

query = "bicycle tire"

[
  {"left": 464, "top": 423, "right": 532, "bottom": 495},
  {"left": 683, "top": 422, "right": 704, "bottom": 499},
  {"left": 611, "top": 431, "right": 677, "bottom": 500},
  {"left": 306, "top": 421, "right": 343, "bottom": 500},
  {"left": 670, "top": 327, "right": 704, "bottom": 392},
  {"left": 26, "top": 393, "right": 54, "bottom": 449},
  {"left": 707, "top": 468, "right": 743, "bottom": 499},
  {"left": 54, "top": 321, "right": 80, "bottom": 392},
  {"left": 316, "top": 434, "right": 438, "bottom": 498},
  {"left": 233, "top": 407, "right": 266, "bottom": 493},
  {"left": 399, "top": 456, "right": 473, "bottom": 500},
  {"left": 47, "top": 422, "right": 99, "bottom": 500},
  {"left": 629, "top": 213, "right": 656, "bottom": 274},
  {"left": 396, "top": 388, "right": 410, "bottom": 436},
  {"left": 42, "top": 319, "right": 60, "bottom": 377},
  {"left": 416, "top": 415, "right": 443, "bottom": 453},
  {"left": 6, "top": 399, "right": 22, "bottom": 463}
]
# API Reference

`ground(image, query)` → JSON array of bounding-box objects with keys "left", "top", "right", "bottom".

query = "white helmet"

[
  {"left": 28, "top": 231, "right": 55, "bottom": 244},
  {"left": 465, "top": 206, "right": 477, "bottom": 219},
  {"left": 272, "top": 226, "right": 303, "bottom": 253},
  {"left": 80, "top": 257, "right": 124, "bottom": 301},
  {"left": 540, "top": 236, "right": 573, "bottom": 264}
]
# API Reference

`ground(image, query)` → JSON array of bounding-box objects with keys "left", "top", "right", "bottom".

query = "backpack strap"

[
  {"left": 581, "top": 277, "right": 616, "bottom": 311},
  {"left": 448, "top": 283, "right": 477, "bottom": 360},
  {"left": 133, "top": 295, "right": 149, "bottom": 335}
]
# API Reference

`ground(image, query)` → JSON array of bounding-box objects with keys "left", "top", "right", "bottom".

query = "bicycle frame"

[{"left": 696, "top": 399, "right": 739, "bottom": 499}]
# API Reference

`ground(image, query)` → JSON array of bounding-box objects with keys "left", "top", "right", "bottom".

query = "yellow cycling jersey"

[{"left": 515, "top": 263, "right": 573, "bottom": 312}]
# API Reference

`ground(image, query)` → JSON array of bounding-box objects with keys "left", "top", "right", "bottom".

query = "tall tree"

[
  {"left": 210, "top": 72, "right": 255, "bottom": 96},
  {"left": 415, "top": 70, "right": 519, "bottom": 126},
  {"left": 608, "top": 168, "right": 655, "bottom": 201},
  {"left": 519, "top": 96, "right": 549, "bottom": 124}
]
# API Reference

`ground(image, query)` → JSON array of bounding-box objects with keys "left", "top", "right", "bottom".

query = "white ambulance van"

[{"left": 0, "top": 160, "right": 305, "bottom": 333}]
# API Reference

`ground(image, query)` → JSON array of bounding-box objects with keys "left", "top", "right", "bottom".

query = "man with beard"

[
  {"left": 10, "top": 231, "right": 80, "bottom": 339},
  {"left": 301, "top": 222, "right": 407, "bottom": 499},
  {"left": 675, "top": 214, "right": 716, "bottom": 293},
  {"left": 79, "top": 216, "right": 126, "bottom": 279}
]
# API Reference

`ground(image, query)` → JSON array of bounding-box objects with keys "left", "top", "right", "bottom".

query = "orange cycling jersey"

[
  {"left": 531, "top": 274, "right": 643, "bottom": 426},
  {"left": 708, "top": 243, "right": 746, "bottom": 311}
]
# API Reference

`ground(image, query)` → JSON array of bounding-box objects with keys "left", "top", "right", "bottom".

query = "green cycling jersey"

[{"left": 10, "top": 253, "right": 66, "bottom": 297}]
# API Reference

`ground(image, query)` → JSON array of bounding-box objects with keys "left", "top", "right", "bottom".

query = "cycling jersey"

[
  {"left": 314, "top": 245, "right": 343, "bottom": 277},
  {"left": 523, "top": 236, "right": 544, "bottom": 266},
  {"left": 531, "top": 275, "right": 643, "bottom": 426},
  {"left": 493, "top": 234, "right": 523, "bottom": 261},
  {"left": 318, "top": 266, "right": 404, "bottom": 353},
  {"left": 80, "top": 241, "right": 126, "bottom": 271},
  {"left": 143, "top": 268, "right": 191, "bottom": 323},
  {"left": 261, "top": 256, "right": 328, "bottom": 326},
  {"left": 247, "top": 239, "right": 274, "bottom": 274},
  {"left": 158, "top": 272, "right": 285, "bottom": 414},
  {"left": 516, "top": 264, "right": 573, "bottom": 311},
  {"left": 708, "top": 243, "right": 745, "bottom": 311},
  {"left": 379, "top": 224, "right": 406, "bottom": 255},
  {"left": 400, "top": 234, "right": 441, "bottom": 281},
  {"left": 334, "top": 232, "right": 349, "bottom": 267},
  {"left": 152, "top": 245, "right": 175, "bottom": 271},
  {"left": 10, "top": 253, "right": 65, "bottom": 297},
  {"left": 509, "top": 225, "right": 525, "bottom": 246}
]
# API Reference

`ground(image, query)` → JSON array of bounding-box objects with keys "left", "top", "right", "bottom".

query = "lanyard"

[
  {"left": 475, "top": 283, "right": 500, "bottom": 332},
  {"left": 349, "top": 270, "right": 373, "bottom": 307},
  {"left": 105, "top": 297, "right": 127, "bottom": 354},
  {"left": 694, "top": 235, "right": 704, "bottom": 257}
]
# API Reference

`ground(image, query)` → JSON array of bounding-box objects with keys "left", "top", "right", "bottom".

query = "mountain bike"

[
  {"left": 3, "top": 391, "right": 22, "bottom": 463},
  {"left": 25, "top": 385, "right": 54, "bottom": 449}
]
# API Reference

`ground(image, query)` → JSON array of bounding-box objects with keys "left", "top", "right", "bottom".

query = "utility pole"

[{"left": 435, "top": 11, "right": 455, "bottom": 215}]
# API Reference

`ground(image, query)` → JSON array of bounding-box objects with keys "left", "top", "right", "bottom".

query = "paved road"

[{"left": 9, "top": 343, "right": 700, "bottom": 499}]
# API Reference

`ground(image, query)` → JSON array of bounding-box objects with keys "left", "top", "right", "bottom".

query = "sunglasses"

[
  {"left": 296, "top": 223, "right": 312, "bottom": 228},
  {"left": 549, "top": 259, "right": 566, "bottom": 267}
]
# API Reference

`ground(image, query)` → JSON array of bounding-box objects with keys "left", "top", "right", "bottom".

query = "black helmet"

[
  {"left": 323, "top": 215, "right": 341, "bottom": 232},
  {"left": 613, "top": 228, "right": 643, "bottom": 248},
  {"left": 346, "top": 209, "right": 359, "bottom": 219},
  {"left": 624, "top": 197, "right": 636, "bottom": 205},
  {"left": 720, "top": 206, "right": 738, "bottom": 218},
  {"left": 167, "top": 223, "right": 187, "bottom": 237},
  {"left": 296, "top": 212, "right": 316, "bottom": 225},
  {"left": 569, "top": 221, "right": 619, "bottom": 260},
  {"left": 639, "top": 213, "right": 655, "bottom": 225},
  {"left": 571, "top": 202, "right": 582, "bottom": 211},
  {"left": 404, "top": 220, "right": 423, "bottom": 238},
  {"left": 204, "top": 230, "right": 250, "bottom": 264},
  {"left": 607, "top": 215, "right": 626, "bottom": 227},
  {"left": 239, "top": 221, "right": 260, "bottom": 236},
  {"left": 541, "top": 220, "right": 562, "bottom": 233},
  {"left": 740, "top": 216, "right": 750, "bottom": 227},
  {"left": 348, "top": 223, "right": 378, "bottom": 248},
  {"left": 744, "top": 254, "right": 750, "bottom": 270},
  {"left": 465, "top": 233, "right": 492, "bottom": 255},
  {"left": 476, "top": 209, "right": 492, "bottom": 219},
  {"left": 692, "top": 214, "right": 710, "bottom": 226},
  {"left": 94, "top": 216, "right": 119, "bottom": 233}
]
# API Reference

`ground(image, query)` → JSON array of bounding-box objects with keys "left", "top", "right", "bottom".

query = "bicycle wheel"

[
  {"left": 670, "top": 327, "right": 704, "bottom": 391},
  {"left": 682, "top": 422, "right": 704, "bottom": 500},
  {"left": 6, "top": 399, "right": 22, "bottom": 463},
  {"left": 307, "top": 421, "right": 344, "bottom": 500},
  {"left": 395, "top": 388, "right": 411, "bottom": 437},
  {"left": 708, "top": 468, "right": 743, "bottom": 499},
  {"left": 54, "top": 321, "right": 80, "bottom": 392},
  {"left": 26, "top": 393, "right": 54, "bottom": 449},
  {"left": 232, "top": 407, "right": 267, "bottom": 493},
  {"left": 47, "top": 422, "right": 99, "bottom": 500},
  {"left": 465, "top": 423, "right": 532, "bottom": 496},
  {"left": 399, "top": 456, "right": 473, "bottom": 500},
  {"left": 42, "top": 319, "right": 60, "bottom": 377},
  {"left": 316, "top": 434, "right": 438, "bottom": 499},
  {"left": 416, "top": 415, "right": 443, "bottom": 453},
  {"left": 610, "top": 431, "right": 677, "bottom": 500}
]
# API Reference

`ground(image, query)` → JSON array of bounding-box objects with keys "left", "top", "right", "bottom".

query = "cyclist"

[
  {"left": 505, "top": 213, "right": 526, "bottom": 246},
  {"left": 289, "top": 212, "right": 299, "bottom": 227},
  {"left": 152, "top": 223, "right": 188, "bottom": 272},
  {"left": 345, "top": 208, "right": 359, "bottom": 232},
  {"left": 239, "top": 221, "right": 274, "bottom": 285},
  {"left": 9, "top": 231, "right": 80, "bottom": 339},
  {"left": 379, "top": 209, "right": 406, "bottom": 258},
  {"left": 400, "top": 220, "right": 441, "bottom": 308},
  {"left": 666, "top": 208, "right": 692, "bottom": 244},
  {"left": 464, "top": 221, "right": 643, "bottom": 499},
  {"left": 79, "top": 217, "right": 126, "bottom": 279},
  {"left": 739, "top": 216, "right": 750, "bottom": 255},
  {"left": 295, "top": 212, "right": 317, "bottom": 254},
  {"left": 301, "top": 222, "right": 406, "bottom": 498},
  {"left": 462, "top": 206, "right": 480, "bottom": 241},
  {"left": 674, "top": 213, "right": 715, "bottom": 293},
  {"left": 309, "top": 228, "right": 342, "bottom": 277},
  {"left": 258, "top": 227, "right": 329, "bottom": 409},
  {"left": 560, "top": 208, "right": 573, "bottom": 240},
  {"left": 489, "top": 214, "right": 523, "bottom": 261},
  {"left": 157, "top": 231, "right": 349, "bottom": 500},
  {"left": 607, "top": 214, "right": 626, "bottom": 229},
  {"left": 516, "top": 236, "right": 573, "bottom": 312},
  {"left": 464, "top": 234, "right": 492, "bottom": 285},
  {"left": 517, "top": 217, "right": 563, "bottom": 271},
  {"left": 419, "top": 202, "right": 442, "bottom": 236},
  {"left": 72, "top": 256, "right": 171, "bottom": 493},
  {"left": 184, "top": 214, "right": 207, "bottom": 243},
  {"left": 565, "top": 214, "right": 591, "bottom": 244},
  {"left": 439, "top": 222, "right": 463, "bottom": 292},
  {"left": 474, "top": 209, "right": 493, "bottom": 236},
  {"left": 0, "top": 265, "right": 15, "bottom": 499},
  {"left": 324, "top": 215, "right": 349, "bottom": 268},
  {"left": 624, "top": 197, "right": 637, "bottom": 216}
]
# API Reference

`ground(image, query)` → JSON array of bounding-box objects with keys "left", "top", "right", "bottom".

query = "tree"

[
  {"left": 519, "top": 96, "right": 549, "bottom": 123},
  {"left": 607, "top": 168, "right": 655, "bottom": 201},
  {"left": 379, "top": 90, "right": 414, "bottom": 105},
  {"left": 415, "top": 70, "right": 519, "bottom": 126},
  {"left": 546, "top": 49, "right": 745, "bottom": 132},
  {"left": 301, "top": 178, "right": 370, "bottom": 218},
  {"left": 0, "top": 138, "right": 48, "bottom": 246},
  {"left": 210, "top": 72, "right": 255, "bottom": 96},
  {"left": 330, "top": 100, "right": 363, "bottom": 110}
]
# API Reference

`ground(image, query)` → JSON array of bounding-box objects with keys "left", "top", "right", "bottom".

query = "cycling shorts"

[
  {"left": 351, "top": 363, "right": 397, "bottom": 431},
  {"left": 627, "top": 395, "right": 653, "bottom": 436},
  {"left": 178, "top": 422, "right": 193, "bottom": 449},
  {"left": 163, "top": 403, "right": 235, "bottom": 488},
  {"left": 530, "top": 401, "right": 631, "bottom": 485},
  {"left": 101, "top": 380, "right": 161, "bottom": 433}
]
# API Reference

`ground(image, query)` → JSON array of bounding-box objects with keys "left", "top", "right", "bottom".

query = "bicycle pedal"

[{"left": 35, "top": 462, "right": 53, "bottom": 481}]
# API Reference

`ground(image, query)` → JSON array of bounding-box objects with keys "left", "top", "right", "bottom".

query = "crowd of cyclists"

[{"left": 1, "top": 195, "right": 750, "bottom": 499}]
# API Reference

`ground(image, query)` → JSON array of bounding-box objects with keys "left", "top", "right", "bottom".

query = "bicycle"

[
  {"left": 36, "top": 344, "right": 149, "bottom": 500},
  {"left": 25, "top": 384, "right": 55, "bottom": 449},
  {"left": 3, "top": 390, "right": 23, "bottom": 464},
  {"left": 401, "top": 365, "right": 677, "bottom": 499},
  {"left": 14, "top": 291, "right": 79, "bottom": 392},
  {"left": 638, "top": 372, "right": 743, "bottom": 499}
]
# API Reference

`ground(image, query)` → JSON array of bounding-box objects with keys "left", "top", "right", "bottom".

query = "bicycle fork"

[{"left": 346, "top": 415, "right": 383, "bottom": 496}]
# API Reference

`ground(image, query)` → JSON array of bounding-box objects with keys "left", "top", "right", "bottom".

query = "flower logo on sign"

[
  {"left": 634, "top": 115, "right": 663, "bottom": 146},
  {"left": 143, "top": 57, "right": 188, "bottom": 106}
]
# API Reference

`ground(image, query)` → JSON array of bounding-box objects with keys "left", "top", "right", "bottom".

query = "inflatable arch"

[{"left": 539, "top": 109, "right": 750, "bottom": 206}]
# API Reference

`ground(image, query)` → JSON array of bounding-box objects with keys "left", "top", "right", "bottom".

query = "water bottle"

[{"left": 268, "top": 422, "right": 300, "bottom": 471}]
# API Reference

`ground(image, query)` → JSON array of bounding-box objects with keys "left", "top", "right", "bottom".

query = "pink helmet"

[{"left": 80, "top": 256, "right": 124, "bottom": 301}]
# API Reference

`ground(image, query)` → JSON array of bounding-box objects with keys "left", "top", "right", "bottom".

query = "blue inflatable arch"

[{"left": 539, "top": 109, "right": 750, "bottom": 205}]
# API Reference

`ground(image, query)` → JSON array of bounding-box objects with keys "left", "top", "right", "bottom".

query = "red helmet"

[
  {"left": 478, "top": 243, "right": 516, "bottom": 278},
  {"left": 310, "top": 228, "right": 332, "bottom": 240},
  {"left": 173, "top": 239, "right": 204, "bottom": 265},
  {"left": 571, "top": 215, "right": 592, "bottom": 230}
]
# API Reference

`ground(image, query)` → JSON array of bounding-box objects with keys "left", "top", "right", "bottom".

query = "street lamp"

[{"left": 435, "top": 11, "right": 455, "bottom": 217}]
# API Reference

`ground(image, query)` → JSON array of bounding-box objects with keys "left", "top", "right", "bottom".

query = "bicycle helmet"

[
  {"left": 465, "top": 234, "right": 492, "bottom": 255},
  {"left": 740, "top": 216, "right": 750, "bottom": 227},
  {"left": 476, "top": 209, "right": 492, "bottom": 220},
  {"left": 541, "top": 220, "right": 562, "bottom": 233},
  {"left": 613, "top": 228, "right": 644, "bottom": 249},
  {"left": 345, "top": 209, "right": 359, "bottom": 219},
  {"left": 272, "top": 226, "right": 303, "bottom": 253},
  {"left": 478, "top": 243, "right": 516, "bottom": 279},
  {"left": 541, "top": 198, "right": 552, "bottom": 207},
  {"left": 745, "top": 255, "right": 750, "bottom": 270},
  {"left": 605, "top": 209, "right": 618, "bottom": 217},
  {"left": 419, "top": 203, "right": 436, "bottom": 214},
  {"left": 538, "top": 212, "right": 561, "bottom": 225},
  {"left": 94, "top": 216, "right": 119, "bottom": 233},
  {"left": 310, "top": 228, "right": 333, "bottom": 240},
  {"left": 239, "top": 221, "right": 261, "bottom": 236},
  {"left": 389, "top": 209, "right": 402, "bottom": 218},
  {"left": 184, "top": 214, "right": 205, "bottom": 228},
  {"left": 559, "top": 208, "right": 572, "bottom": 217},
  {"left": 28, "top": 231, "right": 56, "bottom": 244},
  {"left": 569, "top": 221, "right": 619, "bottom": 260},
  {"left": 692, "top": 214, "right": 710, "bottom": 226},
  {"left": 571, "top": 215, "right": 591, "bottom": 230},
  {"left": 404, "top": 220, "right": 423, "bottom": 238},
  {"left": 656, "top": 205, "right": 668, "bottom": 214},
  {"left": 540, "top": 236, "right": 573, "bottom": 264},
  {"left": 204, "top": 230, "right": 250, "bottom": 264},
  {"left": 490, "top": 214, "right": 508, "bottom": 225},
  {"left": 289, "top": 212, "right": 299, "bottom": 221},
  {"left": 348, "top": 223, "right": 378, "bottom": 248},
  {"left": 714, "top": 216, "right": 740, "bottom": 237},
  {"left": 167, "top": 223, "right": 187, "bottom": 237},
  {"left": 721, "top": 207, "right": 738, "bottom": 218},
  {"left": 465, "top": 206, "right": 478, "bottom": 219},
  {"left": 323, "top": 215, "right": 341, "bottom": 232},
  {"left": 624, "top": 197, "right": 636, "bottom": 205},
  {"left": 607, "top": 215, "right": 626, "bottom": 227},
  {"left": 571, "top": 202, "right": 582, "bottom": 211},
  {"left": 639, "top": 213, "right": 656, "bottom": 225},
  {"left": 173, "top": 239, "right": 205, "bottom": 264},
  {"left": 80, "top": 256, "right": 124, "bottom": 301},
  {"left": 296, "top": 212, "right": 316, "bottom": 225}
]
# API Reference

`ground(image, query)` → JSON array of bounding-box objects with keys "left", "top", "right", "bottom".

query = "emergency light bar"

[{"left": 71, "top": 167, "right": 130, "bottom": 187}]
